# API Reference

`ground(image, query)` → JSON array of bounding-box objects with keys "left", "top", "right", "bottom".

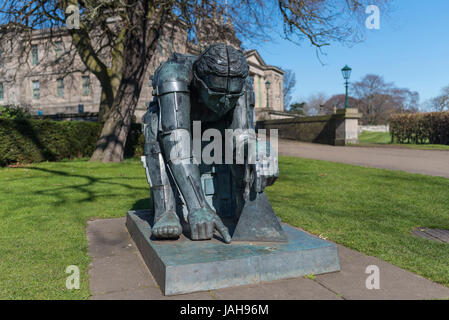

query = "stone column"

[{"left": 333, "top": 108, "right": 362, "bottom": 146}]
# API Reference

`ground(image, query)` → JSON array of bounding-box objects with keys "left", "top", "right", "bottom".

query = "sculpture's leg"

[
  {"left": 230, "top": 164, "right": 247, "bottom": 217},
  {"left": 143, "top": 107, "right": 182, "bottom": 239}
]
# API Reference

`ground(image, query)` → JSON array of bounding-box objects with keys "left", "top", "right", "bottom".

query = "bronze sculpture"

[{"left": 141, "top": 43, "right": 282, "bottom": 243}]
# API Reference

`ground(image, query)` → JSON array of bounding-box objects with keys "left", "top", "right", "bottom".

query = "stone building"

[{"left": 0, "top": 26, "right": 284, "bottom": 122}]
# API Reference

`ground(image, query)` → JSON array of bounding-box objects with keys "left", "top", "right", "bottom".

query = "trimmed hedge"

[
  {"left": 0, "top": 119, "right": 144, "bottom": 166},
  {"left": 390, "top": 112, "right": 449, "bottom": 145}
]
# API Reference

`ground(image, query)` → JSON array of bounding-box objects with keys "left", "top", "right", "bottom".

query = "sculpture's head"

[{"left": 193, "top": 43, "right": 249, "bottom": 115}]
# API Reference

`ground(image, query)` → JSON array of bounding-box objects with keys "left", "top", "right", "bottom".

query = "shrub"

[
  {"left": 0, "top": 105, "right": 32, "bottom": 120},
  {"left": 0, "top": 119, "right": 144, "bottom": 166},
  {"left": 390, "top": 112, "right": 449, "bottom": 145},
  {"left": 124, "top": 123, "right": 144, "bottom": 158}
]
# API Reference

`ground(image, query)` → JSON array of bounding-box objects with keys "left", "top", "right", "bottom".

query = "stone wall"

[{"left": 256, "top": 108, "right": 362, "bottom": 146}]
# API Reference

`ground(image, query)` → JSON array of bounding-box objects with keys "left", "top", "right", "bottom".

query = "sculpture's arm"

[
  {"left": 229, "top": 77, "right": 278, "bottom": 194},
  {"left": 154, "top": 59, "right": 231, "bottom": 243}
]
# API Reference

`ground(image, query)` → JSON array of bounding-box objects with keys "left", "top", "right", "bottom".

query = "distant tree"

[
  {"left": 283, "top": 69, "right": 296, "bottom": 110},
  {"left": 390, "top": 88, "right": 420, "bottom": 113},
  {"left": 322, "top": 94, "right": 359, "bottom": 114},
  {"left": 427, "top": 86, "right": 449, "bottom": 112},
  {"left": 304, "top": 92, "right": 329, "bottom": 115},
  {"left": 351, "top": 74, "right": 419, "bottom": 124},
  {"left": 288, "top": 102, "right": 306, "bottom": 115}
]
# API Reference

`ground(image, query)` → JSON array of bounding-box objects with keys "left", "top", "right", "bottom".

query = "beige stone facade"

[
  {"left": 244, "top": 50, "right": 285, "bottom": 120},
  {"left": 0, "top": 28, "right": 284, "bottom": 122}
]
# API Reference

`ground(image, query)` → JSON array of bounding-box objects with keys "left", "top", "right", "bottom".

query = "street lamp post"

[
  {"left": 265, "top": 80, "right": 271, "bottom": 109},
  {"left": 341, "top": 65, "right": 352, "bottom": 109}
]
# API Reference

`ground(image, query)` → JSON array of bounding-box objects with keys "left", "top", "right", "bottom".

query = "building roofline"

[{"left": 244, "top": 49, "right": 284, "bottom": 75}]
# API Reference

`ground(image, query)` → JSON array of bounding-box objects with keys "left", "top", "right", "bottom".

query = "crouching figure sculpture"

[{"left": 141, "top": 43, "right": 285, "bottom": 244}]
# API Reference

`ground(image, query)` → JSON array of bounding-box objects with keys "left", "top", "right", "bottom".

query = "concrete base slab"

[
  {"left": 313, "top": 245, "right": 449, "bottom": 300},
  {"left": 126, "top": 210, "right": 341, "bottom": 296},
  {"left": 88, "top": 217, "right": 449, "bottom": 300}
]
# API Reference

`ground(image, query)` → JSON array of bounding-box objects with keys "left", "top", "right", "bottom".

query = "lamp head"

[{"left": 341, "top": 65, "right": 352, "bottom": 81}]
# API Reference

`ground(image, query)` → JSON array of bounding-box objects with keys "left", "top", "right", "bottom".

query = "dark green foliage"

[
  {"left": 0, "top": 105, "right": 32, "bottom": 120},
  {"left": 124, "top": 123, "right": 144, "bottom": 158},
  {"left": 390, "top": 112, "right": 449, "bottom": 145},
  {"left": 289, "top": 102, "right": 306, "bottom": 115},
  {"left": 0, "top": 119, "right": 144, "bottom": 166}
]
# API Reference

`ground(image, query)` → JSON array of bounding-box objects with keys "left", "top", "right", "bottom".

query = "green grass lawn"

[
  {"left": 358, "top": 131, "right": 392, "bottom": 144},
  {"left": 1, "top": 157, "right": 449, "bottom": 299},
  {"left": 357, "top": 131, "right": 449, "bottom": 150}
]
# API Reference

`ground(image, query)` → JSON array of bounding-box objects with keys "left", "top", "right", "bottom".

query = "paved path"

[
  {"left": 278, "top": 139, "right": 449, "bottom": 178},
  {"left": 88, "top": 218, "right": 449, "bottom": 300}
]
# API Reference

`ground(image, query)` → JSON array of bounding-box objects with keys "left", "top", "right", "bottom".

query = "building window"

[
  {"left": 32, "top": 80, "right": 40, "bottom": 99},
  {"left": 55, "top": 41, "right": 63, "bottom": 58},
  {"left": 0, "top": 83, "right": 4, "bottom": 100},
  {"left": 31, "top": 45, "right": 39, "bottom": 65},
  {"left": 82, "top": 76, "right": 90, "bottom": 96},
  {"left": 57, "top": 78, "right": 64, "bottom": 97}
]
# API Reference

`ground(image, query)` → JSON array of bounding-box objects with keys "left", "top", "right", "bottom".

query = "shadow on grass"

[
  {"left": 131, "top": 198, "right": 151, "bottom": 211},
  {"left": 21, "top": 166, "right": 148, "bottom": 206}
]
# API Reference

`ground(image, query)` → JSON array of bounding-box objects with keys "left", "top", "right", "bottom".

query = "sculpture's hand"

[
  {"left": 247, "top": 140, "right": 279, "bottom": 193},
  {"left": 189, "top": 207, "right": 232, "bottom": 244}
]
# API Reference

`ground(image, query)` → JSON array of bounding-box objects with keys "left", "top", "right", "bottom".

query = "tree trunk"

[
  {"left": 90, "top": 0, "right": 162, "bottom": 162},
  {"left": 98, "top": 84, "right": 116, "bottom": 123}
]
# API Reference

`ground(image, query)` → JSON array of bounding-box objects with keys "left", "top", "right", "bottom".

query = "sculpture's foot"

[{"left": 152, "top": 210, "right": 182, "bottom": 239}]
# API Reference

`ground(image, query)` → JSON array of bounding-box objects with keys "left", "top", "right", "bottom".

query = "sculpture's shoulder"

[
  {"left": 242, "top": 75, "right": 255, "bottom": 109},
  {"left": 153, "top": 53, "right": 197, "bottom": 87},
  {"left": 244, "top": 76, "right": 255, "bottom": 95}
]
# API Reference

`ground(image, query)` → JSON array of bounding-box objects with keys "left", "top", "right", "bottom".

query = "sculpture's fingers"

[
  {"left": 213, "top": 218, "right": 231, "bottom": 244},
  {"left": 206, "top": 222, "right": 214, "bottom": 239},
  {"left": 191, "top": 223, "right": 199, "bottom": 240},
  {"left": 198, "top": 222, "right": 208, "bottom": 240}
]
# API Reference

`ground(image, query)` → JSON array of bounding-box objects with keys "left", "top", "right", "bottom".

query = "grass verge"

[{"left": 356, "top": 131, "right": 449, "bottom": 151}]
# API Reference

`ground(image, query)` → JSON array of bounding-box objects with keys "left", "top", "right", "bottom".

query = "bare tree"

[
  {"left": 282, "top": 69, "right": 296, "bottom": 110},
  {"left": 427, "top": 86, "right": 449, "bottom": 112},
  {"left": 304, "top": 92, "right": 328, "bottom": 115},
  {"left": 351, "top": 74, "right": 419, "bottom": 124},
  {"left": 322, "top": 94, "right": 360, "bottom": 113},
  {"left": 0, "top": 0, "right": 390, "bottom": 162}
]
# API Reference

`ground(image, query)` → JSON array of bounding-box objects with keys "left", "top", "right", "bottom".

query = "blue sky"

[{"left": 243, "top": 0, "right": 449, "bottom": 109}]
